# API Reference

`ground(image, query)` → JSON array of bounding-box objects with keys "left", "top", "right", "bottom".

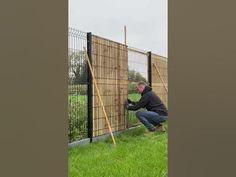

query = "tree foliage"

[
  {"left": 128, "top": 69, "right": 147, "bottom": 82},
  {"left": 68, "top": 51, "right": 87, "bottom": 85}
]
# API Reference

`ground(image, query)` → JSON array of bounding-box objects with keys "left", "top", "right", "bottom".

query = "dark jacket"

[{"left": 128, "top": 86, "right": 168, "bottom": 116}]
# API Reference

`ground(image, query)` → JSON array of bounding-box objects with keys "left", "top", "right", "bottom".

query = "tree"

[
  {"left": 135, "top": 72, "right": 146, "bottom": 82},
  {"left": 128, "top": 70, "right": 136, "bottom": 81},
  {"left": 73, "top": 64, "right": 87, "bottom": 84},
  {"left": 128, "top": 69, "right": 147, "bottom": 82},
  {"left": 68, "top": 51, "right": 87, "bottom": 85}
]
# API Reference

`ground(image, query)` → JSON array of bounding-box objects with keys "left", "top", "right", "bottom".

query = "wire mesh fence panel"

[
  {"left": 127, "top": 48, "right": 149, "bottom": 127},
  {"left": 67, "top": 27, "right": 168, "bottom": 143},
  {"left": 151, "top": 54, "right": 168, "bottom": 108},
  {"left": 68, "top": 28, "right": 88, "bottom": 142},
  {"left": 91, "top": 35, "right": 128, "bottom": 136}
]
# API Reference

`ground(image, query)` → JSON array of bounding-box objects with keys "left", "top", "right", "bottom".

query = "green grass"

[
  {"left": 128, "top": 93, "right": 141, "bottom": 101},
  {"left": 69, "top": 95, "right": 87, "bottom": 103},
  {"left": 69, "top": 126, "right": 168, "bottom": 177}
]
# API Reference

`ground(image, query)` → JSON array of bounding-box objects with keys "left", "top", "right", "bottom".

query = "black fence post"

[
  {"left": 87, "top": 32, "right": 93, "bottom": 143},
  {"left": 148, "top": 51, "right": 152, "bottom": 87}
]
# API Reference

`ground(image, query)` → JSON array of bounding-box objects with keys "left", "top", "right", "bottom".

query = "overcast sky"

[{"left": 69, "top": 0, "right": 167, "bottom": 57}]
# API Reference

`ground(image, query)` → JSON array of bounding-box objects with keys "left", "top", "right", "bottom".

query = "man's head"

[{"left": 136, "top": 81, "right": 147, "bottom": 93}]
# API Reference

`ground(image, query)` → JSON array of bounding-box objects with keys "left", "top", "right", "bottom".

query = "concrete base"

[{"left": 68, "top": 125, "right": 141, "bottom": 149}]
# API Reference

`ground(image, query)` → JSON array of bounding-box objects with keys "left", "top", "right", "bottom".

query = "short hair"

[{"left": 137, "top": 81, "right": 147, "bottom": 86}]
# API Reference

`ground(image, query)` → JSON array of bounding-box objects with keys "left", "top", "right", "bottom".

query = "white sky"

[
  {"left": 69, "top": 0, "right": 168, "bottom": 57},
  {"left": 128, "top": 51, "right": 148, "bottom": 79}
]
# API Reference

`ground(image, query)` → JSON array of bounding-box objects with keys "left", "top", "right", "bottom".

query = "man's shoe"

[
  {"left": 144, "top": 127, "right": 156, "bottom": 136},
  {"left": 156, "top": 125, "right": 166, "bottom": 133},
  {"left": 149, "top": 127, "right": 157, "bottom": 132}
]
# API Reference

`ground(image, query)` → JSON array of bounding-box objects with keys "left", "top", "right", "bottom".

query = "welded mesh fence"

[
  {"left": 68, "top": 28, "right": 88, "bottom": 142},
  {"left": 68, "top": 27, "right": 168, "bottom": 143},
  {"left": 127, "top": 48, "right": 150, "bottom": 127}
]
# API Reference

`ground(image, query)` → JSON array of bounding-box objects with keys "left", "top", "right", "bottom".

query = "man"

[{"left": 126, "top": 81, "right": 168, "bottom": 132}]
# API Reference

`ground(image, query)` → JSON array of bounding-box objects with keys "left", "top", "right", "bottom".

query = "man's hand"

[
  {"left": 125, "top": 99, "right": 134, "bottom": 110},
  {"left": 127, "top": 99, "right": 132, "bottom": 104},
  {"left": 124, "top": 100, "right": 129, "bottom": 109}
]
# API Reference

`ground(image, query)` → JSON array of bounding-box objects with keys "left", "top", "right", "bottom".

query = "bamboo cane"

[
  {"left": 153, "top": 63, "right": 168, "bottom": 93},
  {"left": 83, "top": 47, "right": 116, "bottom": 145}
]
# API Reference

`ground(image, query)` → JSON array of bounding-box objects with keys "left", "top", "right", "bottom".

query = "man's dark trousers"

[{"left": 136, "top": 111, "right": 168, "bottom": 131}]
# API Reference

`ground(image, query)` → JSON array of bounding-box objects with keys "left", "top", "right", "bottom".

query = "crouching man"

[{"left": 126, "top": 81, "right": 168, "bottom": 132}]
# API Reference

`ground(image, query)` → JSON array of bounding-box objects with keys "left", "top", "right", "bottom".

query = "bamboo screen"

[
  {"left": 91, "top": 35, "right": 128, "bottom": 136},
  {"left": 151, "top": 54, "right": 168, "bottom": 107}
]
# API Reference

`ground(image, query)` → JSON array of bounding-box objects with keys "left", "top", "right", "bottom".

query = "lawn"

[{"left": 69, "top": 125, "right": 168, "bottom": 177}]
